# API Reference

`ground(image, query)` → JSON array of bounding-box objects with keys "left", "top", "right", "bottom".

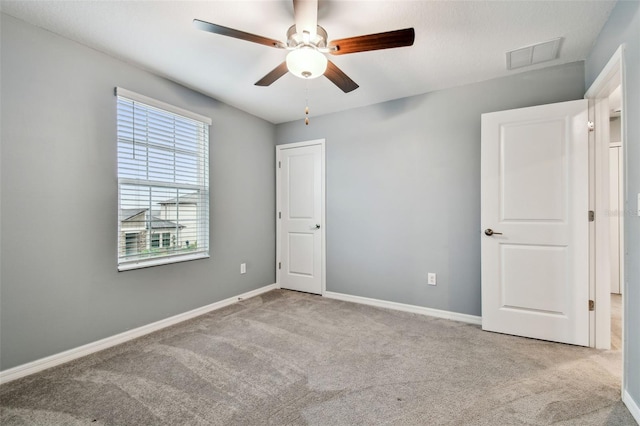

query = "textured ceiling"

[{"left": 1, "top": 1, "right": 616, "bottom": 123}]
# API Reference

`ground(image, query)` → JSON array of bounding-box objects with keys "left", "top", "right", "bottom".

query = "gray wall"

[
  {"left": 586, "top": 0, "right": 640, "bottom": 410},
  {"left": 0, "top": 14, "right": 276, "bottom": 371},
  {"left": 276, "top": 62, "right": 585, "bottom": 317}
]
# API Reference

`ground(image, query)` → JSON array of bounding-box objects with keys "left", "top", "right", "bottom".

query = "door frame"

[
  {"left": 275, "top": 139, "right": 327, "bottom": 295},
  {"left": 584, "top": 44, "right": 626, "bottom": 388},
  {"left": 608, "top": 142, "right": 623, "bottom": 295}
]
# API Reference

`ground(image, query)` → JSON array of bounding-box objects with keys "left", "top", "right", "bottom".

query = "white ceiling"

[{"left": 1, "top": 0, "right": 616, "bottom": 124}]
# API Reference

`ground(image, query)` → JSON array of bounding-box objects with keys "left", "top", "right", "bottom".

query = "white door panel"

[
  {"left": 277, "top": 142, "right": 324, "bottom": 295},
  {"left": 481, "top": 99, "right": 589, "bottom": 346},
  {"left": 288, "top": 153, "right": 316, "bottom": 218},
  {"left": 501, "top": 120, "right": 566, "bottom": 221},
  {"left": 289, "top": 233, "right": 315, "bottom": 275},
  {"left": 500, "top": 244, "right": 568, "bottom": 314}
]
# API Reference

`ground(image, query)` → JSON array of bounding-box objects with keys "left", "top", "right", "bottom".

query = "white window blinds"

[{"left": 116, "top": 88, "right": 210, "bottom": 271}]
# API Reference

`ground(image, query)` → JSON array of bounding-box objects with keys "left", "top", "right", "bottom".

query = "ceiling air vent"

[{"left": 506, "top": 37, "right": 562, "bottom": 70}]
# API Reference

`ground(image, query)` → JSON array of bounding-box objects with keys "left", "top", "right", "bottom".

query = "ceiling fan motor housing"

[{"left": 286, "top": 25, "right": 328, "bottom": 49}]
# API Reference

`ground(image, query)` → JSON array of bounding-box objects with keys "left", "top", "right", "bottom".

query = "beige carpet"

[{"left": 0, "top": 290, "right": 636, "bottom": 425}]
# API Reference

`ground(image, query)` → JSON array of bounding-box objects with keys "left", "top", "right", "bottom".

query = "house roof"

[
  {"left": 149, "top": 217, "right": 185, "bottom": 230},
  {"left": 120, "top": 209, "right": 185, "bottom": 229},
  {"left": 120, "top": 208, "right": 147, "bottom": 221},
  {"left": 158, "top": 193, "right": 199, "bottom": 205}
]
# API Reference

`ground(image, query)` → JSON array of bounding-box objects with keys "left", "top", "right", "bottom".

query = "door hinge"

[
  {"left": 588, "top": 121, "right": 595, "bottom": 132},
  {"left": 278, "top": 161, "right": 281, "bottom": 168},
  {"left": 589, "top": 300, "right": 595, "bottom": 311},
  {"left": 589, "top": 210, "right": 595, "bottom": 222},
  {"left": 278, "top": 211, "right": 281, "bottom": 219},
  {"left": 278, "top": 262, "right": 281, "bottom": 270}
]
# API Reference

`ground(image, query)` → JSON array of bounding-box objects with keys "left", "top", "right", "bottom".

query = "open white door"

[
  {"left": 276, "top": 140, "right": 325, "bottom": 295},
  {"left": 481, "top": 99, "right": 589, "bottom": 346}
]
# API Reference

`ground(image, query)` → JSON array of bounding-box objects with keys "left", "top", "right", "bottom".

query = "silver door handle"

[{"left": 484, "top": 228, "right": 503, "bottom": 236}]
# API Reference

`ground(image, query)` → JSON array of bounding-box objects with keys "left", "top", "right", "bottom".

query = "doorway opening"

[
  {"left": 585, "top": 44, "right": 626, "bottom": 395},
  {"left": 608, "top": 87, "right": 623, "bottom": 351}
]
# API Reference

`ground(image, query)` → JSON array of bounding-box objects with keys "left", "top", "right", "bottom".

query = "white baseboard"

[
  {"left": 0, "top": 283, "right": 277, "bottom": 385},
  {"left": 624, "top": 389, "right": 640, "bottom": 425},
  {"left": 323, "top": 291, "right": 482, "bottom": 325}
]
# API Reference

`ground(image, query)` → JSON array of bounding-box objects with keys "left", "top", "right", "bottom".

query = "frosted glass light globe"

[{"left": 286, "top": 47, "right": 328, "bottom": 79}]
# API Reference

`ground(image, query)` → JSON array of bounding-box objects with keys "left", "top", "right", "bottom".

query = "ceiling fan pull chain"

[{"left": 305, "top": 83, "right": 310, "bottom": 126}]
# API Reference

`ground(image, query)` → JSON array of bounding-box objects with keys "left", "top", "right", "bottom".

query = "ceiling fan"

[{"left": 193, "top": 0, "right": 415, "bottom": 93}]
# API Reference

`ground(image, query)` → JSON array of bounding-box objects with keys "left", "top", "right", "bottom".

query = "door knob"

[
  {"left": 484, "top": 228, "right": 503, "bottom": 236},
  {"left": 314, "top": 224, "right": 321, "bottom": 229}
]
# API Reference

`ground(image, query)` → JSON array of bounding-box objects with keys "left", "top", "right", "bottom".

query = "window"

[
  {"left": 151, "top": 234, "right": 160, "bottom": 248},
  {"left": 116, "top": 87, "right": 211, "bottom": 271},
  {"left": 125, "top": 233, "right": 138, "bottom": 255}
]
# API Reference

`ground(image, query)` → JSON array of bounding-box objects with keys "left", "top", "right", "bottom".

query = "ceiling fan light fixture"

[{"left": 286, "top": 47, "right": 327, "bottom": 79}]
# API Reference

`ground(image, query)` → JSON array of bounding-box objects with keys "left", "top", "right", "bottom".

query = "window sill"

[{"left": 118, "top": 252, "right": 209, "bottom": 271}]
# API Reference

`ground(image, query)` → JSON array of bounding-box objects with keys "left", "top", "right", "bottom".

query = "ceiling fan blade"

[
  {"left": 324, "top": 61, "right": 359, "bottom": 93},
  {"left": 293, "top": 0, "right": 318, "bottom": 37},
  {"left": 329, "top": 28, "right": 415, "bottom": 55},
  {"left": 193, "top": 19, "right": 285, "bottom": 49},
  {"left": 255, "top": 62, "right": 289, "bottom": 86}
]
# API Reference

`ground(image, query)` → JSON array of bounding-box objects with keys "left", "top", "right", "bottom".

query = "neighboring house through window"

[{"left": 116, "top": 88, "right": 211, "bottom": 271}]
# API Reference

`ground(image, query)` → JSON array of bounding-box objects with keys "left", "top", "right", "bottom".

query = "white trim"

[
  {"left": 118, "top": 252, "right": 210, "bottom": 271},
  {"left": 593, "top": 95, "right": 613, "bottom": 350},
  {"left": 275, "top": 139, "right": 327, "bottom": 295},
  {"left": 588, "top": 97, "right": 597, "bottom": 348},
  {"left": 276, "top": 147, "right": 281, "bottom": 286},
  {"left": 320, "top": 142, "right": 326, "bottom": 295},
  {"left": 584, "top": 45, "right": 627, "bottom": 401},
  {"left": 278, "top": 139, "right": 325, "bottom": 150},
  {"left": 623, "top": 390, "right": 640, "bottom": 425},
  {"left": 324, "top": 291, "right": 482, "bottom": 325},
  {"left": 114, "top": 87, "right": 212, "bottom": 125},
  {"left": 585, "top": 45, "right": 625, "bottom": 99},
  {"left": 0, "top": 283, "right": 277, "bottom": 385}
]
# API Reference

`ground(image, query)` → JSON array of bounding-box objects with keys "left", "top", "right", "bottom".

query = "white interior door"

[
  {"left": 277, "top": 141, "right": 324, "bottom": 295},
  {"left": 481, "top": 99, "right": 589, "bottom": 346}
]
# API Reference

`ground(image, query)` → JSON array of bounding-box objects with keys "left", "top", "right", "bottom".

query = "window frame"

[
  {"left": 116, "top": 87, "right": 212, "bottom": 271},
  {"left": 162, "top": 232, "right": 171, "bottom": 248},
  {"left": 151, "top": 233, "right": 160, "bottom": 249}
]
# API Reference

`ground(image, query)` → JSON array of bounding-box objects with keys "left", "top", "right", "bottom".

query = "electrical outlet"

[
  {"left": 427, "top": 273, "right": 437, "bottom": 285},
  {"left": 240, "top": 263, "right": 246, "bottom": 274}
]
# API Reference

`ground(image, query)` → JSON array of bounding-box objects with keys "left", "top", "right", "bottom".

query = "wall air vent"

[{"left": 506, "top": 37, "right": 562, "bottom": 70}]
